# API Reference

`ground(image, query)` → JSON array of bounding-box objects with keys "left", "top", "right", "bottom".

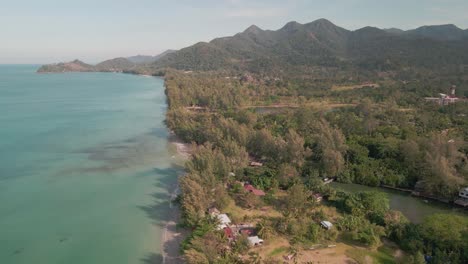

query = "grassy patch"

[
  {"left": 345, "top": 246, "right": 396, "bottom": 264},
  {"left": 268, "top": 246, "right": 289, "bottom": 257},
  {"left": 223, "top": 199, "right": 282, "bottom": 222},
  {"left": 331, "top": 83, "right": 379, "bottom": 91}
]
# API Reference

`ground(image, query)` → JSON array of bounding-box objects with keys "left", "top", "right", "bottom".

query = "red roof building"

[
  {"left": 239, "top": 228, "right": 255, "bottom": 236},
  {"left": 223, "top": 227, "right": 233, "bottom": 238},
  {"left": 244, "top": 184, "right": 266, "bottom": 196}
]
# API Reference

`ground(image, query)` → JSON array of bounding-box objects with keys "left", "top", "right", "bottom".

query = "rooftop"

[
  {"left": 321, "top": 221, "right": 333, "bottom": 229},
  {"left": 247, "top": 236, "right": 264, "bottom": 246},
  {"left": 244, "top": 184, "right": 266, "bottom": 196},
  {"left": 217, "top": 213, "right": 231, "bottom": 224},
  {"left": 216, "top": 213, "right": 231, "bottom": 230}
]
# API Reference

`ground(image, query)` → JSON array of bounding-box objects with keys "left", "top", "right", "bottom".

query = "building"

[
  {"left": 249, "top": 161, "right": 263, "bottom": 167},
  {"left": 239, "top": 227, "right": 255, "bottom": 236},
  {"left": 247, "top": 236, "right": 264, "bottom": 246},
  {"left": 323, "top": 177, "right": 334, "bottom": 184},
  {"left": 455, "top": 187, "right": 468, "bottom": 207},
  {"left": 424, "top": 86, "right": 460, "bottom": 105},
  {"left": 216, "top": 214, "right": 231, "bottom": 230},
  {"left": 312, "top": 193, "right": 323, "bottom": 202},
  {"left": 208, "top": 207, "right": 220, "bottom": 217},
  {"left": 223, "top": 227, "right": 234, "bottom": 239},
  {"left": 321, "top": 221, "right": 333, "bottom": 230},
  {"left": 459, "top": 187, "right": 468, "bottom": 199},
  {"left": 244, "top": 184, "right": 266, "bottom": 196}
]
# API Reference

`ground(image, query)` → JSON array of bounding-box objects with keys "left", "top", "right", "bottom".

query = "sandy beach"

[
  {"left": 171, "top": 140, "right": 192, "bottom": 160},
  {"left": 161, "top": 184, "right": 186, "bottom": 264},
  {"left": 160, "top": 133, "right": 191, "bottom": 264}
]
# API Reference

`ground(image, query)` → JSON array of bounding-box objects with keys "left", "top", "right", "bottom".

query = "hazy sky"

[{"left": 2, "top": 0, "right": 467, "bottom": 64}]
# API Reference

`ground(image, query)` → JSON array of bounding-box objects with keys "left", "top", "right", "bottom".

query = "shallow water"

[{"left": 0, "top": 65, "right": 181, "bottom": 264}]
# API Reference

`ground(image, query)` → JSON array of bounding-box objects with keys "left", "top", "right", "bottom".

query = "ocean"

[{"left": 0, "top": 65, "right": 180, "bottom": 264}]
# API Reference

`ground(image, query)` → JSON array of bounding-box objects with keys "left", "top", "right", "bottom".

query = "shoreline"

[
  {"left": 160, "top": 133, "right": 191, "bottom": 264},
  {"left": 168, "top": 132, "right": 192, "bottom": 160}
]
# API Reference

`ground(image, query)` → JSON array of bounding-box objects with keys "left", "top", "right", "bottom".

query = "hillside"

[
  {"left": 37, "top": 50, "right": 173, "bottom": 73},
  {"left": 153, "top": 19, "right": 468, "bottom": 73},
  {"left": 95, "top": 57, "right": 136, "bottom": 72},
  {"left": 38, "top": 19, "right": 468, "bottom": 75},
  {"left": 127, "top": 50, "right": 176, "bottom": 64},
  {"left": 405, "top": 24, "right": 468, "bottom": 41},
  {"left": 37, "top": 60, "right": 95, "bottom": 73}
]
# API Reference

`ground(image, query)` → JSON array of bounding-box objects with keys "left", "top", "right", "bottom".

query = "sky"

[{"left": 1, "top": 0, "right": 468, "bottom": 64}]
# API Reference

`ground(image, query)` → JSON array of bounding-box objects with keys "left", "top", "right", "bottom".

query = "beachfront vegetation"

[
  {"left": 144, "top": 18, "right": 468, "bottom": 264},
  {"left": 165, "top": 68, "right": 467, "bottom": 263},
  {"left": 34, "top": 17, "right": 468, "bottom": 263}
]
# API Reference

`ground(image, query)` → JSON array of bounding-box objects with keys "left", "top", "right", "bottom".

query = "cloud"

[{"left": 225, "top": 7, "right": 285, "bottom": 18}]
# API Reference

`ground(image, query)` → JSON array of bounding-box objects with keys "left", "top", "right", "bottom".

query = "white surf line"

[
  {"left": 162, "top": 184, "right": 179, "bottom": 264},
  {"left": 162, "top": 224, "right": 167, "bottom": 264}
]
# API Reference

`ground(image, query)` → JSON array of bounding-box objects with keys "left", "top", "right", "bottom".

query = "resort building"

[
  {"left": 321, "top": 221, "right": 333, "bottom": 230},
  {"left": 216, "top": 214, "right": 232, "bottom": 230},
  {"left": 244, "top": 184, "right": 266, "bottom": 196},
  {"left": 247, "top": 236, "right": 264, "bottom": 246},
  {"left": 459, "top": 187, "right": 468, "bottom": 199},
  {"left": 424, "top": 86, "right": 461, "bottom": 105}
]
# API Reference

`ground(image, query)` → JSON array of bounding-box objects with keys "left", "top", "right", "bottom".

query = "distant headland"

[{"left": 37, "top": 50, "right": 175, "bottom": 74}]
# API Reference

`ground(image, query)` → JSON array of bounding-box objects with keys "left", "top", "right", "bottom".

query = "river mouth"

[
  {"left": 330, "top": 182, "right": 467, "bottom": 223},
  {"left": 0, "top": 67, "right": 178, "bottom": 264}
]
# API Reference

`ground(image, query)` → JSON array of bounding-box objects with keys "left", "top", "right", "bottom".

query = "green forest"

[
  {"left": 165, "top": 67, "right": 468, "bottom": 263},
  {"left": 38, "top": 17, "right": 468, "bottom": 264}
]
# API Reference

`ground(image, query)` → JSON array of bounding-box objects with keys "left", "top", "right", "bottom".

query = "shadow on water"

[
  {"left": 59, "top": 133, "right": 171, "bottom": 176},
  {"left": 140, "top": 253, "right": 163, "bottom": 264},
  {"left": 138, "top": 166, "right": 182, "bottom": 227},
  {"left": 138, "top": 164, "right": 186, "bottom": 264}
]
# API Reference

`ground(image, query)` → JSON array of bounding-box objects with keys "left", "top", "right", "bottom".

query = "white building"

[
  {"left": 321, "top": 221, "right": 333, "bottom": 230},
  {"left": 247, "top": 236, "right": 264, "bottom": 246},
  {"left": 459, "top": 187, "right": 468, "bottom": 199},
  {"left": 216, "top": 214, "right": 231, "bottom": 230}
]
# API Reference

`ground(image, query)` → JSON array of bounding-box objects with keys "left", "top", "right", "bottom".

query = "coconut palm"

[
  {"left": 248, "top": 252, "right": 262, "bottom": 264},
  {"left": 256, "top": 219, "right": 274, "bottom": 239},
  {"left": 289, "top": 246, "right": 300, "bottom": 264}
]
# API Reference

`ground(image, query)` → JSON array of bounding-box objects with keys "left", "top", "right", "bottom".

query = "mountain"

[
  {"left": 37, "top": 60, "right": 95, "bottom": 73},
  {"left": 37, "top": 58, "right": 136, "bottom": 73},
  {"left": 152, "top": 19, "right": 468, "bottom": 73},
  {"left": 38, "top": 19, "right": 468, "bottom": 74},
  {"left": 383, "top": 28, "right": 405, "bottom": 34},
  {"left": 154, "top": 19, "right": 352, "bottom": 71},
  {"left": 95, "top": 57, "right": 136, "bottom": 72},
  {"left": 405, "top": 24, "right": 467, "bottom": 41},
  {"left": 38, "top": 50, "right": 176, "bottom": 73},
  {"left": 127, "top": 50, "right": 176, "bottom": 64}
]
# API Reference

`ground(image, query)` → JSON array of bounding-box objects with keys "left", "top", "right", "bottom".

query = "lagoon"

[{"left": 330, "top": 182, "right": 467, "bottom": 223}]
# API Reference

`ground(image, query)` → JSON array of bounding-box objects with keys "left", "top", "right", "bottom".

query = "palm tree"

[
  {"left": 256, "top": 219, "right": 274, "bottom": 239},
  {"left": 248, "top": 252, "right": 262, "bottom": 264},
  {"left": 289, "top": 246, "right": 300, "bottom": 264}
]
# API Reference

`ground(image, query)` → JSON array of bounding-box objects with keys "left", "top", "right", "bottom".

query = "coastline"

[
  {"left": 169, "top": 133, "right": 192, "bottom": 160},
  {"left": 161, "top": 133, "right": 191, "bottom": 264}
]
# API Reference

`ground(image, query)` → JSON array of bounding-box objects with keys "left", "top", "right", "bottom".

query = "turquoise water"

[{"left": 0, "top": 65, "right": 180, "bottom": 264}]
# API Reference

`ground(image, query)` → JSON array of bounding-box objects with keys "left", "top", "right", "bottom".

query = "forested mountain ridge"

[
  {"left": 38, "top": 19, "right": 468, "bottom": 75},
  {"left": 37, "top": 50, "right": 174, "bottom": 73},
  {"left": 37, "top": 59, "right": 95, "bottom": 73},
  {"left": 152, "top": 19, "right": 468, "bottom": 73},
  {"left": 405, "top": 24, "right": 468, "bottom": 41},
  {"left": 126, "top": 50, "right": 176, "bottom": 64}
]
